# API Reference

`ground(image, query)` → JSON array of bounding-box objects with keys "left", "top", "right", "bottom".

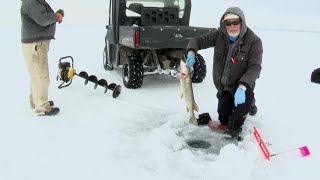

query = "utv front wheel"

[
  {"left": 192, "top": 54, "right": 206, "bottom": 83},
  {"left": 122, "top": 55, "right": 144, "bottom": 89}
]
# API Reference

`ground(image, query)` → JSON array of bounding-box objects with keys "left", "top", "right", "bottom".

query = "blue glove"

[
  {"left": 234, "top": 87, "right": 246, "bottom": 107},
  {"left": 186, "top": 51, "right": 196, "bottom": 68}
]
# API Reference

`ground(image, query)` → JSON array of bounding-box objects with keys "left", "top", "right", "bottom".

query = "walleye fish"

[{"left": 180, "top": 59, "right": 199, "bottom": 125}]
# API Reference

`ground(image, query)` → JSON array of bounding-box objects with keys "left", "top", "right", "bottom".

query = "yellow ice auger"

[{"left": 57, "top": 56, "right": 122, "bottom": 98}]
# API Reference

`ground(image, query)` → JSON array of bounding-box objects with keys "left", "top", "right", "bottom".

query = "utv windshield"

[{"left": 126, "top": 0, "right": 186, "bottom": 18}]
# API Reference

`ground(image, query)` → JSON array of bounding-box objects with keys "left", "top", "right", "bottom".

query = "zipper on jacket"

[{"left": 219, "top": 37, "right": 229, "bottom": 92}]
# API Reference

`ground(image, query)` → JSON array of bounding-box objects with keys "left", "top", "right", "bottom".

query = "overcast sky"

[{"left": 2, "top": 0, "right": 320, "bottom": 29}]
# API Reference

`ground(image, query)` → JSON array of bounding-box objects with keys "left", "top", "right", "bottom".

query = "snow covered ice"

[{"left": 1, "top": 0, "right": 319, "bottom": 180}]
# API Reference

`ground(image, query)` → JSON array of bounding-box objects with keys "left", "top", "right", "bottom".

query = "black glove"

[
  {"left": 56, "top": 9, "right": 64, "bottom": 17},
  {"left": 197, "top": 113, "right": 212, "bottom": 125}
]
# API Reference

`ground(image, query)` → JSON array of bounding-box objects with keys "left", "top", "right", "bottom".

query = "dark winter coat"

[
  {"left": 187, "top": 7, "right": 263, "bottom": 95},
  {"left": 21, "top": 0, "right": 57, "bottom": 43}
]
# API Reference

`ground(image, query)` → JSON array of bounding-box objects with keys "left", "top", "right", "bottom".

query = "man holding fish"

[{"left": 183, "top": 7, "right": 263, "bottom": 137}]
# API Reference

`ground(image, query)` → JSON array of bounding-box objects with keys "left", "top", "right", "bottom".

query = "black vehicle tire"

[
  {"left": 192, "top": 54, "right": 206, "bottom": 83},
  {"left": 103, "top": 46, "right": 113, "bottom": 70},
  {"left": 122, "top": 55, "right": 144, "bottom": 89}
]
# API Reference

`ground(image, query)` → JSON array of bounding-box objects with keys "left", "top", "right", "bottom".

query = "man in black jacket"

[
  {"left": 21, "top": 0, "right": 64, "bottom": 115},
  {"left": 186, "top": 7, "right": 263, "bottom": 136}
]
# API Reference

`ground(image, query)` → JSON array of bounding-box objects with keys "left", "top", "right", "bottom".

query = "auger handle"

[{"left": 59, "top": 56, "right": 74, "bottom": 68}]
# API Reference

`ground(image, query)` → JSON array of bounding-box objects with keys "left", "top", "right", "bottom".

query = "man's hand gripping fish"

[{"left": 180, "top": 58, "right": 199, "bottom": 125}]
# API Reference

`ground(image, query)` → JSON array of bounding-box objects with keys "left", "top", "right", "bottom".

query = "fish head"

[{"left": 180, "top": 60, "right": 193, "bottom": 77}]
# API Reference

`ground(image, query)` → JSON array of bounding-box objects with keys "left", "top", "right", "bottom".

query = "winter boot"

[
  {"left": 225, "top": 127, "right": 242, "bottom": 138},
  {"left": 44, "top": 107, "right": 60, "bottom": 116},
  {"left": 225, "top": 105, "right": 246, "bottom": 138},
  {"left": 48, "top": 101, "right": 54, "bottom": 106}
]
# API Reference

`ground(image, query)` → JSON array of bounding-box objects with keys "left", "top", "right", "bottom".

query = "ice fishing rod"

[{"left": 57, "top": 56, "right": 122, "bottom": 98}]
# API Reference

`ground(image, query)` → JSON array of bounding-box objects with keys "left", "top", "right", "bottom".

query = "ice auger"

[{"left": 57, "top": 56, "right": 122, "bottom": 98}]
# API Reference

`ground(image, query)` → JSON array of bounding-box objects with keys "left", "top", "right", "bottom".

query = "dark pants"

[{"left": 217, "top": 88, "right": 255, "bottom": 129}]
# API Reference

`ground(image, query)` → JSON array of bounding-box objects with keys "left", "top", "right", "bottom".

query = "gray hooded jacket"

[
  {"left": 21, "top": 0, "right": 57, "bottom": 43},
  {"left": 187, "top": 7, "right": 263, "bottom": 95}
]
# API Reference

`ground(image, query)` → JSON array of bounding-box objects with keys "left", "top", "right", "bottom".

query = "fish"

[{"left": 180, "top": 59, "right": 199, "bottom": 125}]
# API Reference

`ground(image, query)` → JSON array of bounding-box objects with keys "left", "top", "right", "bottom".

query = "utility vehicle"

[{"left": 103, "top": 0, "right": 214, "bottom": 88}]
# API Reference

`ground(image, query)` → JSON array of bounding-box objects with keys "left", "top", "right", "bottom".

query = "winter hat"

[{"left": 223, "top": 13, "right": 240, "bottom": 21}]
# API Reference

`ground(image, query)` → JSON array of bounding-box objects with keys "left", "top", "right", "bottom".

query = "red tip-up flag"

[
  {"left": 253, "top": 128, "right": 311, "bottom": 160},
  {"left": 299, "top": 146, "right": 310, "bottom": 157},
  {"left": 253, "top": 127, "right": 271, "bottom": 160}
]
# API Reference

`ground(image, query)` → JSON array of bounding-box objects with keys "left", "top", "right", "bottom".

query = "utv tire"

[
  {"left": 103, "top": 46, "right": 113, "bottom": 70},
  {"left": 192, "top": 54, "right": 206, "bottom": 83},
  {"left": 122, "top": 55, "right": 144, "bottom": 89}
]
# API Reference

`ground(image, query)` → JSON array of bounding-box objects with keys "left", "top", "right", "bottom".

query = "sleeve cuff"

[
  {"left": 239, "top": 82, "right": 250, "bottom": 91},
  {"left": 187, "top": 48, "right": 197, "bottom": 54}
]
